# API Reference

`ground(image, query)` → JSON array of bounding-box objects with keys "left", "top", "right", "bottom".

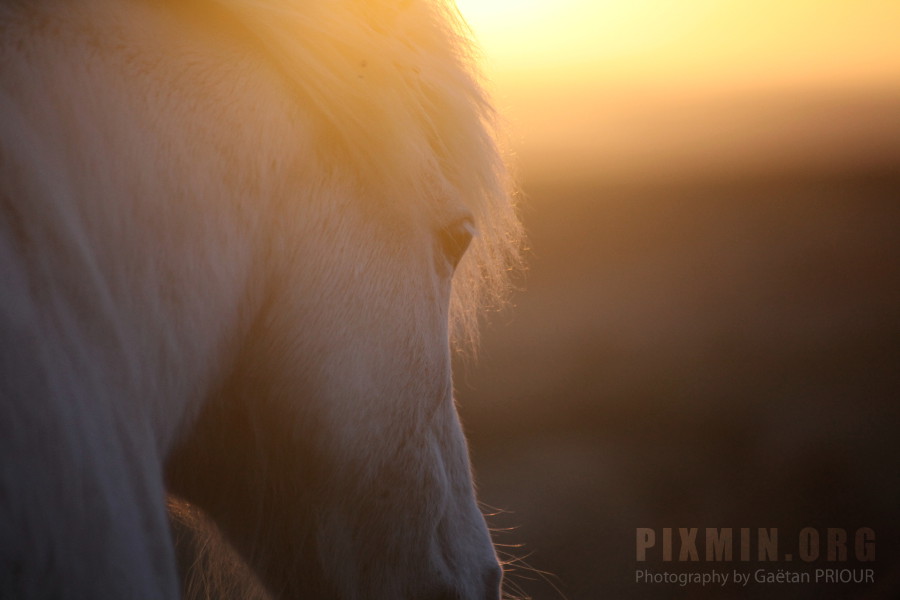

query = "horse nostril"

[{"left": 483, "top": 563, "right": 503, "bottom": 600}]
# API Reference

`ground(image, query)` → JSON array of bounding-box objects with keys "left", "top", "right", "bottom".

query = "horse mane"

[{"left": 213, "top": 0, "right": 524, "bottom": 350}]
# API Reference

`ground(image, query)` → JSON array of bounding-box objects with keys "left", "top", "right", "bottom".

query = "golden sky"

[{"left": 455, "top": 0, "right": 900, "bottom": 181}]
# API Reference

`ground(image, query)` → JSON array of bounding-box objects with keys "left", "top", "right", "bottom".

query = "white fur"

[{"left": 0, "top": 0, "right": 520, "bottom": 598}]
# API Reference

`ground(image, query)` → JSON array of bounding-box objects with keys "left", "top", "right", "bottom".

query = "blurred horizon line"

[{"left": 499, "top": 79, "right": 900, "bottom": 188}]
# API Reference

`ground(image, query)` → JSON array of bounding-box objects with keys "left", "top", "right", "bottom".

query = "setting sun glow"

[
  {"left": 457, "top": 0, "right": 900, "bottom": 86},
  {"left": 455, "top": 0, "right": 900, "bottom": 181}
]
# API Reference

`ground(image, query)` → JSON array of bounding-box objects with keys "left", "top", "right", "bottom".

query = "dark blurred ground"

[{"left": 456, "top": 166, "right": 900, "bottom": 600}]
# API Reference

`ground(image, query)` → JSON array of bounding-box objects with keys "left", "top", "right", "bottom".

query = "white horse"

[{"left": 0, "top": 0, "right": 522, "bottom": 598}]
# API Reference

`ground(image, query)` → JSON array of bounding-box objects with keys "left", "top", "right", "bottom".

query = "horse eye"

[{"left": 438, "top": 218, "right": 476, "bottom": 271}]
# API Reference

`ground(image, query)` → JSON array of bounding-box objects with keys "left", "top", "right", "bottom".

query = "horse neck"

[{"left": 5, "top": 0, "right": 319, "bottom": 455}]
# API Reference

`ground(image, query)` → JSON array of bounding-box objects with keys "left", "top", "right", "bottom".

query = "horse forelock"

[{"left": 214, "top": 0, "right": 524, "bottom": 350}]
